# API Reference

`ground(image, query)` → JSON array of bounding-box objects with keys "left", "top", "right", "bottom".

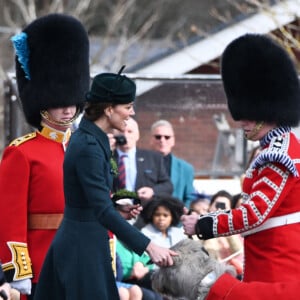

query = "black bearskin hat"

[
  {"left": 13, "top": 14, "right": 90, "bottom": 128},
  {"left": 221, "top": 33, "right": 300, "bottom": 127}
]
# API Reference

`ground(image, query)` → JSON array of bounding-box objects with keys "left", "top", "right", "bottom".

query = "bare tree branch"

[
  {"left": 3, "top": 6, "right": 19, "bottom": 30},
  {"left": 49, "top": 0, "right": 64, "bottom": 13},
  {"left": 9, "top": 0, "right": 37, "bottom": 23},
  {"left": 73, "top": 0, "right": 93, "bottom": 18}
]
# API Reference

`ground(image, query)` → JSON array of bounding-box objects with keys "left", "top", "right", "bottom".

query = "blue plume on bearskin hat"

[
  {"left": 221, "top": 33, "right": 300, "bottom": 127},
  {"left": 12, "top": 14, "right": 90, "bottom": 128}
]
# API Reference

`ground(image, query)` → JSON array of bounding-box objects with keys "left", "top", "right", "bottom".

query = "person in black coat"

[
  {"left": 34, "top": 70, "right": 176, "bottom": 300},
  {"left": 112, "top": 117, "right": 173, "bottom": 228},
  {"left": 113, "top": 117, "right": 173, "bottom": 203}
]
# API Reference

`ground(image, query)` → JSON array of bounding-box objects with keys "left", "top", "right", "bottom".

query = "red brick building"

[{"left": 134, "top": 78, "right": 238, "bottom": 177}]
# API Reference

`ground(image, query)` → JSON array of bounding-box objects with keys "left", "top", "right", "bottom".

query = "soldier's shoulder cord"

[{"left": 9, "top": 132, "right": 37, "bottom": 147}]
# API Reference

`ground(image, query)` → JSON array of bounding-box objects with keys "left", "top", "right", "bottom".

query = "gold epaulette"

[
  {"left": 9, "top": 132, "right": 36, "bottom": 147},
  {"left": 2, "top": 242, "right": 33, "bottom": 281}
]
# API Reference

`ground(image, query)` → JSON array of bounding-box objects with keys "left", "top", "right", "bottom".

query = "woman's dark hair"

[
  {"left": 141, "top": 196, "right": 184, "bottom": 226},
  {"left": 84, "top": 102, "right": 115, "bottom": 121},
  {"left": 210, "top": 190, "right": 232, "bottom": 206},
  {"left": 231, "top": 193, "right": 242, "bottom": 209}
]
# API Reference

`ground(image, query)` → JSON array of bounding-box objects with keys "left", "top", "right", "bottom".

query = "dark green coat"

[{"left": 34, "top": 117, "right": 150, "bottom": 300}]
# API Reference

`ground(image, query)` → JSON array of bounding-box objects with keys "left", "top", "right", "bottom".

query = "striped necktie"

[{"left": 118, "top": 154, "right": 127, "bottom": 189}]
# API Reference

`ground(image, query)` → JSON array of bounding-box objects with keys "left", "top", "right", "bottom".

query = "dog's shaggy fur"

[{"left": 151, "top": 239, "right": 236, "bottom": 300}]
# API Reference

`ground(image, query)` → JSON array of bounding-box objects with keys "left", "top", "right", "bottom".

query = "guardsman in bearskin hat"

[
  {"left": 34, "top": 69, "right": 176, "bottom": 300},
  {"left": 0, "top": 14, "right": 89, "bottom": 299},
  {"left": 182, "top": 33, "right": 300, "bottom": 285}
]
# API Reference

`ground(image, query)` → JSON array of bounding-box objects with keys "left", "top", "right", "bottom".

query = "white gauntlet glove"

[{"left": 10, "top": 279, "right": 31, "bottom": 295}]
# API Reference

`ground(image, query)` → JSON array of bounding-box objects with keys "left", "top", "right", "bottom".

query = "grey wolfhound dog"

[{"left": 151, "top": 239, "right": 236, "bottom": 300}]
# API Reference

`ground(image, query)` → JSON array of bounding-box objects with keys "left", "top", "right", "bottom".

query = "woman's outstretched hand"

[{"left": 145, "top": 242, "right": 178, "bottom": 267}]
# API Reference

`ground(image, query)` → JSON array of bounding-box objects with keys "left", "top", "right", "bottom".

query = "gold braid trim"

[
  {"left": 245, "top": 121, "right": 264, "bottom": 140},
  {"left": 40, "top": 109, "right": 80, "bottom": 127},
  {"left": 3, "top": 242, "right": 33, "bottom": 280},
  {"left": 9, "top": 132, "right": 36, "bottom": 147}
]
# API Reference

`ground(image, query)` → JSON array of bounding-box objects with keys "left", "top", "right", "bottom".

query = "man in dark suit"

[{"left": 113, "top": 117, "right": 173, "bottom": 224}]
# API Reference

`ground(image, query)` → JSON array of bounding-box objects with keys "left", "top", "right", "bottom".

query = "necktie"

[{"left": 118, "top": 154, "right": 127, "bottom": 189}]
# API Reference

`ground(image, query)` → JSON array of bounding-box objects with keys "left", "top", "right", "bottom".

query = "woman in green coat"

[{"left": 34, "top": 71, "right": 176, "bottom": 300}]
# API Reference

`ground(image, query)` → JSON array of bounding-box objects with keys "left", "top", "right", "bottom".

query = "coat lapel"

[{"left": 79, "top": 117, "right": 111, "bottom": 160}]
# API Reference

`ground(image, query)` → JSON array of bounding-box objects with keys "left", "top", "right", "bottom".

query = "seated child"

[
  {"left": 189, "top": 192, "right": 210, "bottom": 215},
  {"left": 140, "top": 196, "right": 186, "bottom": 248}
]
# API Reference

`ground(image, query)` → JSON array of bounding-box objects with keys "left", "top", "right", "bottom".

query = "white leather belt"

[{"left": 242, "top": 211, "right": 300, "bottom": 237}]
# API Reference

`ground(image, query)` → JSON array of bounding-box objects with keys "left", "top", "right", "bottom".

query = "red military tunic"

[
  {"left": 0, "top": 126, "right": 70, "bottom": 290},
  {"left": 197, "top": 127, "right": 300, "bottom": 282},
  {"left": 206, "top": 273, "right": 300, "bottom": 300}
]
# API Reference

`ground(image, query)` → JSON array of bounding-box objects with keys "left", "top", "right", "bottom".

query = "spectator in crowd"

[
  {"left": 108, "top": 199, "right": 144, "bottom": 300},
  {"left": 203, "top": 190, "right": 243, "bottom": 276},
  {"left": 203, "top": 191, "right": 242, "bottom": 262},
  {"left": 141, "top": 196, "right": 186, "bottom": 248},
  {"left": 114, "top": 241, "right": 143, "bottom": 300},
  {"left": 189, "top": 193, "right": 210, "bottom": 215},
  {"left": 117, "top": 283, "right": 142, "bottom": 300},
  {"left": 34, "top": 70, "right": 176, "bottom": 300},
  {"left": 116, "top": 241, "right": 163, "bottom": 300},
  {"left": 181, "top": 33, "right": 300, "bottom": 283},
  {"left": 208, "top": 190, "right": 231, "bottom": 212},
  {"left": 231, "top": 193, "right": 243, "bottom": 209},
  {"left": 117, "top": 240, "right": 154, "bottom": 286},
  {"left": 111, "top": 189, "right": 161, "bottom": 300},
  {"left": 0, "top": 14, "right": 89, "bottom": 300},
  {"left": 113, "top": 117, "right": 173, "bottom": 201},
  {"left": 150, "top": 120, "right": 195, "bottom": 208},
  {"left": 113, "top": 117, "right": 173, "bottom": 227}
]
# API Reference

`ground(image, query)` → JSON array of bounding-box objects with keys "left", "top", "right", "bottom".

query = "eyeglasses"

[{"left": 154, "top": 135, "right": 172, "bottom": 140}]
